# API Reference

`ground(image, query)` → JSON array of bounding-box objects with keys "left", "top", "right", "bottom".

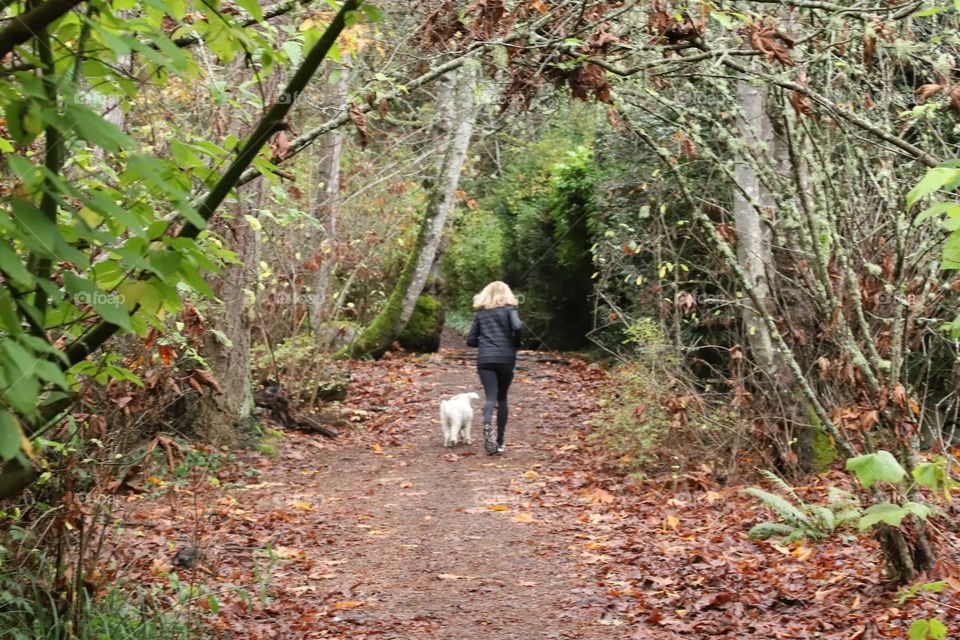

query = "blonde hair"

[{"left": 473, "top": 281, "right": 518, "bottom": 310}]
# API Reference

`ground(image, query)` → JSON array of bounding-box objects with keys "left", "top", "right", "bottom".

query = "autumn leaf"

[
  {"left": 744, "top": 22, "right": 795, "bottom": 67},
  {"left": 349, "top": 102, "right": 370, "bottom": 148},
  {"left": 269, "top": 129, "right": 291, "bottom": 159},
  {"left": 510, "top": 512, "right": 536, "bottom": 523},
  {"left": 158, "top": 344, "right": 175, "bottom": 366},
  {"left": 332, "top": 601, "right": 364, "bottom": 609},
  {"left": 790, "top": 90, "right": 814, "bottom": 118}
]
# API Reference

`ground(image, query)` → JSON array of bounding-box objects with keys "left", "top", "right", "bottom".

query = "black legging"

[{"left": 477, "top": 362, "right": 515, "bottom": 446}]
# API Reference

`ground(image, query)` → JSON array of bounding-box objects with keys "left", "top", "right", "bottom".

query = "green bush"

[
  {"left": 442, "top": 207, "right": 505, "bottom": 314},
  {"left": 0, "top": 544, "right": 192, "bottom": 640},
  {"left": 399, "top": 294, "right": 444, "bottom": 353},
  {"left": 590, "top": 318, "right": 742, "bottom": 474},
  {"left": 251, "top": 335, "right": 350, "bottom": 404}
]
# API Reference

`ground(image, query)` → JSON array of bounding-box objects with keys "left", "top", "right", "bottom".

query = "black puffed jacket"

[{"left": 466, "top": 306, "right": 523, "bottom": 364}]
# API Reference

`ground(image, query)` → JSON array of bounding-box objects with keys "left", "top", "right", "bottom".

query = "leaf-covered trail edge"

[{"left": 112, "top": 349, "right": 960, "bottom": 639}]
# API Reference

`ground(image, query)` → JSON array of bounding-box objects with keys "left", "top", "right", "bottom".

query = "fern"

[
  {"left": 742, "top": 487, "right": 813, "bottom": 528},
  {"left": 759, "top": 470, "right": 803, "bottom": 505},
  {"left": 748, "top": 522, "right": 795, "bottom": 540},
  {"left": 743, "top": 473, "right": 863, "bottom": 544}
]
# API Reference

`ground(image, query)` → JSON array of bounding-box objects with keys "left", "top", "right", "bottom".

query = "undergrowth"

[{"left": 589, "top": 318, "right": 744, "bottom": 476}]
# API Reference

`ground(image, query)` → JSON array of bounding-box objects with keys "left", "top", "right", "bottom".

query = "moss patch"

[{"left": 399, "top": 294, "right": 445, "bottom": 353}]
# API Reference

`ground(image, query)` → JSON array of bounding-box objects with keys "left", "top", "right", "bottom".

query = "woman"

[{"left": 466, "top": 281, "right": 523, "bottom": 455}]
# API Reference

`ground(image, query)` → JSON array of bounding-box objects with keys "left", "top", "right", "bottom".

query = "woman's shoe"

[
  {"left": 483, "top": 424, "right": 497, "bottom": 455},
  {"left": 496, "top": 444, "right": 505, "bottom": 455}
]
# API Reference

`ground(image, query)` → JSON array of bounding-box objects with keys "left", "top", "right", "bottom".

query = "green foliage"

[
  {"left": 398, "top": 294, "right": 444, "bottom": 353},
  {"left": 909, "top": 618, "right": 948, "bottom": 640},
  {"left": 252, "top": 336, "right": 349, "bottom": 404},
  {"left": 744, "top": 471, "right": 862, "bottom": 543},
  {"left": 845, "top": 450, "right": 906, "bottom": 489},
  {"left": 844, "top": 450, "right": 946, "bottom": 533},
  {"left": 590, "top": 318, "right": 739, "bottom": 471},
  {"left": 0, "top": 0, "right": 371, "bottom": 483},
  {"left": 0, "top": 545, "right": 191, "bottom": 639},
  {"left": 455, "top": 106, "right": 598, "bottom": 349},
  {"left": 858, "top": 502, "right": 934, "bottom": 532},
  {"left": 912, "top": 161, "right": 960, "bottom": 334},
  {"left": 899, "top": 580, "right": 950, "bottom": 604},
  {"left": 442, "top": 207, "right": 505, "bottom": 313}
]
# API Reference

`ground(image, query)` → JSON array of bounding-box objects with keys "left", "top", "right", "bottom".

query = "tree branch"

[
  {"left": 0, "top": 0, "right": 83, "bottom": 59},
  {"left": 63, "top": 0, "right": 362, "bottom": 367}
]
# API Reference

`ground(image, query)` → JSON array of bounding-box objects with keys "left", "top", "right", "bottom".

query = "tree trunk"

[
  {"left": 733, "top": 79, "right": 782, "bottom": 379},
  {"left": 339, "top": 64, "right": 479, "bottom": 358},
  {"left": 190, "top": 67, "right": 275, "bottom": 446},
  {"left": 191, "top": 208, "right": 260, "bottom": 446},
  {"left": 733, "top": 79, "right": 816, "bottom": 469},
  {"left": 307, "top": 59, "right": 350, "bottom": 331}
]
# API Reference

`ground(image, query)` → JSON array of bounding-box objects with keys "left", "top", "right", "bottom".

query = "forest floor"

[{"left": 110, "top": 341, "right": 960, "bottom": 639}]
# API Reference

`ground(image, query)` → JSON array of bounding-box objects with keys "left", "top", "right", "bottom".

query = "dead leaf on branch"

[
  {"left": 269, "top": 130, "right": 291, "bottom": 159},
  {"left": 647, "top": 0, "right": 703, "bottom": 45},
  {"left": 790, "top": 90, "right": 814, "bottom": 118},
  {"left": 349, "top": 102, "right": 370, "bottom": 148},
  {"left": 189, "top": 369, "right": 222, "bottom": 395},
  {"left": 744, "top": 22, "right": 795, "bottom": 67},
  {"left": 863, "top": 34, "right": 877, "bottom": 68},
  {"left": 916, "top": 77, "right": 960, "bottom": 113},
  {"left": 569, "top": 63, "right": 611, "bottom": 103}
]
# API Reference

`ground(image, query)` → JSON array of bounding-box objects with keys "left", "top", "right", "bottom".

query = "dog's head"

[{"left": 463, "top": 392, "right": 479, "bottom": 401}]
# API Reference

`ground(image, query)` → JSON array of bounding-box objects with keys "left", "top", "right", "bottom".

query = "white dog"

[{"left": 440, "top": 392, "right": 479, "bottom": 447}]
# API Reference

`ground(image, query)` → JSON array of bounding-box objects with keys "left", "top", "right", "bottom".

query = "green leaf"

[
  {"left": 912, "top": 460, "right": 946, "bottom": 491},
  {"left": 909, "top": 618, "right": 948, "bottom": 640},
  {"left": 710, "top": 11, "right": 734, "bottom": 28},
  {"left": 361, "top": 4, "right": 385, "bottom": 22},
  {"left": 64, "top": 104, "right": 134, "bottom": 153},
  {"left": 10, "top": 197, "right": 58, "bottom": 257},
  {"left": 236, "top": 0, "right": 263, "bottom": 21},
  {"left": 906, "top": 167, "right": 960, "bottom": 208},
  {"left": 858, "top": 502, "right": 933, "bottom": 532},
  {"left": 0, "top": 409, "right": 22, "bottom": 461},
  {"left": 910, "top": 6, "right": 947, "bottom": 17},
  {"left": 941, "top": 231, "right": 960, "bottom": 270},
  {"left": 914, "top": 201, "right": 960, "bottom": 226},
  {"left": 62, "top": 272, "right": 132, "bottom": 331},
  {"left": 2, "top": 339, "right": 36, "bottom": 376},
  {"left": 747, "top": 522, "right": 794, "bottom": 540},
  {"left": 0, "top": 242, "right": 33, "bottom": 286},
  {"left": 845, "top": 450, "right": 905, "bottom": 489}
]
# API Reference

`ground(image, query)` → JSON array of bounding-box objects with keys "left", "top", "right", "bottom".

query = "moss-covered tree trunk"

[{"left": 338, "top": 64, "right": 479, "bottom": 358}]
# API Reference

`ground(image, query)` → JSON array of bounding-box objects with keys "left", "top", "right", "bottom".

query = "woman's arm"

[
  {"left": 509, "top": 308, "right": 522, "bottom": 348},
  {"left": 466, "top": 316, "right": 480, "bottom": 347}
]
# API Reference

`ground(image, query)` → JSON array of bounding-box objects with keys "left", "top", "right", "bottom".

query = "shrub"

[
  {"left": 399, "top": 294, "right": 444, "bottom": 353},
  {"left": 590, "top": 318, "right": 744, "bottom": 475},
  {"left": 442, "top": 207, "right": 505, "bottom": 314},
  {"left": 251, "top": 335, "right": 349, "bottom": 405},
  {"left": 0, "top": 531, "right": 193, "bottom": 639}
]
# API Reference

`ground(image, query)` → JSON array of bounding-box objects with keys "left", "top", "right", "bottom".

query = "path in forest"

[
  {"left": 248, "top": 347, "right": 622, "bottom": 639},
  {"left": 118, "top": 339, "right": 955, "bottom": 639}
]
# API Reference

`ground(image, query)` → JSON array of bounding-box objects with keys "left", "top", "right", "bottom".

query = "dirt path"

[
  {"left": 116, "top": 348, "right": 960, "bottom": 639},
  {"left": 282, "top": 351, "right": 611, "bottom": 639}
]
